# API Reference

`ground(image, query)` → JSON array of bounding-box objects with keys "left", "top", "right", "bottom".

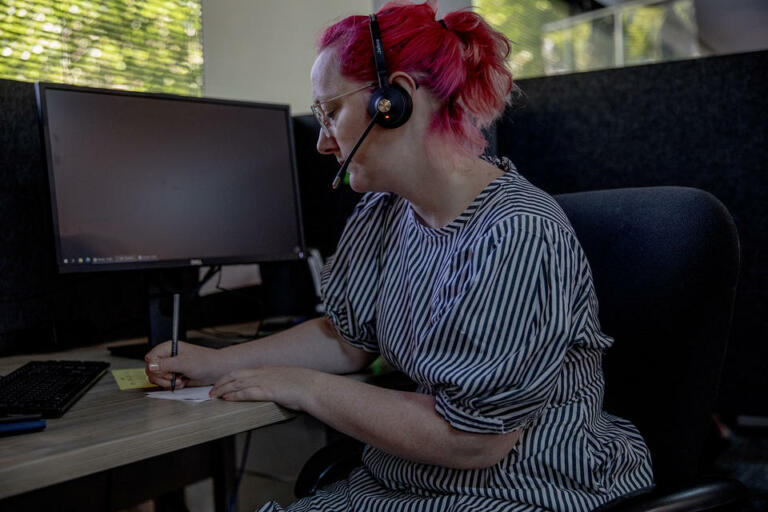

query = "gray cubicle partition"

[{"left": 497, "top": 49, "right": 767, "bottom": 421}]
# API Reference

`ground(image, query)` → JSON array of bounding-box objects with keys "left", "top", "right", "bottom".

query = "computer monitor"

[{"left": 36, "top": 82, "right": 305, "bottom": 354}]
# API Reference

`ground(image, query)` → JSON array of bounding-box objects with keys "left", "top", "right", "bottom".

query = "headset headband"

[{"left": 368, "top": 14, "right": 389, "bottom": 89}]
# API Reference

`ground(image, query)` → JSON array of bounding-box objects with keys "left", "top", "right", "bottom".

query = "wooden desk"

[{"left": 0, "top": 339, "right": 294, "bottom": 510}]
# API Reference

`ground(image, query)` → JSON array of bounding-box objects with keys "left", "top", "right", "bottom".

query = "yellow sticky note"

[{"left": 112, "top": 368, "right": 158, "bottom": 390}]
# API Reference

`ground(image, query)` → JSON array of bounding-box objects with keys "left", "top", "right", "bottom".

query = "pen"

[{"left": 171, "top": 293, "right": 179, "bottom": 392}]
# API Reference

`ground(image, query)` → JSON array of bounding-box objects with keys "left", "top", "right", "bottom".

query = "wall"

[
  {"left": 200, "top": 1, "right": 373, "bottom": 292},
  {"left": 201, "top": 1, "right": 480, "bottom": 113},
  {"left": 373, "top": 0, "right": 471, "bottom": 15},
  {"left": 696, "top": 0, "right": 768, "bottom": 55},
  {"left": 202, "top": 0, "right": 373, "bottom": 114}
]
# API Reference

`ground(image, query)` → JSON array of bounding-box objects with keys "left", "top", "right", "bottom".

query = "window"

[
  {"left": 0, "top": 0, "right": 203, "bottom": 95},
  {"left": 473, "top": 0, "right": 572, "bottom": 79},
  {"left": 474, "top": 0, "right": 768, "bottom": 78},
  {"left": 542, "top": 0, "right": 699, "bottom": 75}
]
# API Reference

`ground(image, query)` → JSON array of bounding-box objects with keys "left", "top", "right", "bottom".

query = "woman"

[{"left": 146, "top": 2, "right": 654, "bottom": 510}]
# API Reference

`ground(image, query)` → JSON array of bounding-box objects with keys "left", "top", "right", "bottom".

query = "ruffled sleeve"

[
  {"left": 422, "top": 215, "right": 582, "bottom": 434},
  {"left": 320, "top": 192, "right": 393, "bottom": 353}
]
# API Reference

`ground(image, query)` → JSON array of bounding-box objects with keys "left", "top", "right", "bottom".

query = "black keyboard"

[{"left": 0, "top": 360, "right": 110, "bottom": 418}]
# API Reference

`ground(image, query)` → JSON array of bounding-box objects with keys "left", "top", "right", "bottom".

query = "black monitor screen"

[{"left": 37, "top": 84, "right": 304, "bottom": 272}]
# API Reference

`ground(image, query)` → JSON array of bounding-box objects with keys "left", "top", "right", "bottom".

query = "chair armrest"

[
  {"left": 294, "top": 437, "right": 365, "bottom": 499},
  {"left": 596, "top": 478, "right": 748, "bottom": 511}
]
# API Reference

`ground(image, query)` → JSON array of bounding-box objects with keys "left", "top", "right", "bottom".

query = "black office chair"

[{"left": 295, "top": 186, "right": 747, "bottom": 511}]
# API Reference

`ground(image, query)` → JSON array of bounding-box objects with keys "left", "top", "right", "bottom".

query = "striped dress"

[{"left": 259, "top": 158, "right": 653, "bottom": 512}]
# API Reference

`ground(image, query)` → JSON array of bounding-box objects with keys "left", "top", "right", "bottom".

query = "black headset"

[
  {"left": 330, "top": 14, "right": 413, "bottom": 189},
  {"left": 367, "top": 14, "right": 413, "bottom": 129}
]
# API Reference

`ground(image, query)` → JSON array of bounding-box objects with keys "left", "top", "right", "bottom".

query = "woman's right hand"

[{"left": 144, "top": 341, "right": 224, "bottom": 389}]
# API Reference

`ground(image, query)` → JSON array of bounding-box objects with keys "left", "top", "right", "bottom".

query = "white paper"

[{"left": 146, "top": 385, "right": 214, "bottom": 402}]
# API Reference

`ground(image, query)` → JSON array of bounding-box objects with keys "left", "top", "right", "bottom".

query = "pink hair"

[{"left": 318, "top": 1, "right": 515, "bottom": 156}]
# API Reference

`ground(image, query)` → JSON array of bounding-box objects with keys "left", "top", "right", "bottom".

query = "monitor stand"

[{"left": 108, "top": 268, "right": 198, "bottom": 360}]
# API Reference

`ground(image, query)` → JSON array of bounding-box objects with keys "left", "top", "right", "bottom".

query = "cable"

[
  {"left": 214, "top": 266, "right": 264, "bottom": 305},
  {"left": 227, "top": 430, "right": 253, "bottom": 512},
  {"left": 185, "top": 265, "right": 267, "bottom": 341},
  {"left": 196, "top": 265, "right": 221, "bottom": 294},
  {"left": 241, "top": 469, "right": 294, "bottom": 483}
]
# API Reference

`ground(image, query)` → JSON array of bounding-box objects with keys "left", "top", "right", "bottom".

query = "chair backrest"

[{"left": 553, "top": 187, "right": 740, "bottom": 486}]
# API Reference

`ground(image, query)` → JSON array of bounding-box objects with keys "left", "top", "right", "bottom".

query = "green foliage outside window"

[
  {"left": 0, "top": 0, "right": 202, "bottom": 96},
  {"left": 475, "top": 0, "right": 699, "bottom": 78},
  {"left": 473, "top": 0, "right": 571, "bottom": 79},
  {"left": 622, "top": 0, "right": 697, "bottom": 65}
]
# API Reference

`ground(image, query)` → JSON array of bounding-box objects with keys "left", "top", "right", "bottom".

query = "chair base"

[{"left": 595, "top": 479, "right": 747, "bottom": 511}]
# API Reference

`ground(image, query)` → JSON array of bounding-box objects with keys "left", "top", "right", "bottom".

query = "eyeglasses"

[{"left": 311, "top": 82, "right": 377, "bottom": 137}]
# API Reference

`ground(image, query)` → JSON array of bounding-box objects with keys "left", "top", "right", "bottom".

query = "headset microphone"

[
  {"left": 331, "top": 13, "right": 413, "bottom": 190},
  {"left": 331, "top": 111, "right": 380, "bottom": 189}
]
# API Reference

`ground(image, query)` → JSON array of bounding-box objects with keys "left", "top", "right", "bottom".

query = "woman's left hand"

[{"left": 209, "top": 366, "right": 319, "bottom": 411}]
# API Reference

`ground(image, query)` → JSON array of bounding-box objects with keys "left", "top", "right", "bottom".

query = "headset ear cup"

[{"left": 367, "top": 84, "right": 413, "bottom": 129}]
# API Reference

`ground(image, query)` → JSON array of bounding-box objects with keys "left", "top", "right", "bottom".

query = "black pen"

[{"left": 171, "top": 293, "right": 179, "bottom": 392}]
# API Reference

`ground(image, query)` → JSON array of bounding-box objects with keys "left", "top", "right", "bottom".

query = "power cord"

[
  {"left": 214, "top": 265, "right": 264, "bottom": 306},
  {"left": 227, "top": 429, "right": 253, "bottom": 512}
]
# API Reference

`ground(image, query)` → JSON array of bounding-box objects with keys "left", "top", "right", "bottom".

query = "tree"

[
  {"left": 474, "top": 0, "right": 571, "bottom": 79},
  {"left": 0, "top": 0, "right": 202, "bottom": 96}
]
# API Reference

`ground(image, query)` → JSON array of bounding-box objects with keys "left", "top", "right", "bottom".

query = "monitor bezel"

[{"left": 35, "top": 82, "right": 306, "bottom": 274}]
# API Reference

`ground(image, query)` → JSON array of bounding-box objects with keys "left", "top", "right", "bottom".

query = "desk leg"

[{"left": 213, "top": 435, "right": 237, "bottom": 512}]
